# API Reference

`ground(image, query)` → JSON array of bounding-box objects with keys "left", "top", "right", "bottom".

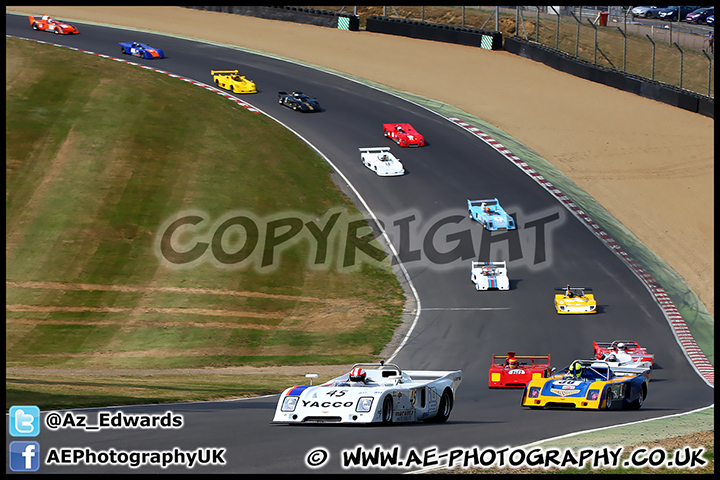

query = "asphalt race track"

[{"left": 5, "top": 13, "right": 714, "bottom": 474}]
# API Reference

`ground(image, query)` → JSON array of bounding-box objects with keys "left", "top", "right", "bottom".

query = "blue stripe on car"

[{"left": 288, "top": 385, "right": 311, "bottom": 396}]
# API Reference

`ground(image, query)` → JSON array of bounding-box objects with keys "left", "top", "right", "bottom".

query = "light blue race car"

[{"left": 468, "top": 198, "right": 516, "bottom": 231}]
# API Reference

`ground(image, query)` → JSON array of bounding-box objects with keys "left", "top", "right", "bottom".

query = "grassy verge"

[
  {"left": 5, "top": 37, "right": 404, "bottom": 410},
  {"left": 5, "top": 370, "right": 345, "bottom": 410}
]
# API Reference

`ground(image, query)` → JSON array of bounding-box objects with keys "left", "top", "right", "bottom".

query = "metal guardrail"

[{"left": 509, "top": 6, "right": 714, "bottom": 98}]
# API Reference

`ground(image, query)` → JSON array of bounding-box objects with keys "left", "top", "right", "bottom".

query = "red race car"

[
  {"left": 592, "top": 340, "right": 654, "bottom": 366},
  {"left": 383, "top": 123, "right": 425, "bottom": 147},
  {"left": 488, "top": 352, "right": 552, "bottom": 388},
  {"left": 29, "top": 15, "right": 79, "bottom": 35}
]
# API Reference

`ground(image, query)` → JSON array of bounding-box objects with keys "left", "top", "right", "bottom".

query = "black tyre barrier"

[
  {"left": 504, "top": 36, "right": 713, "bottom": 118},
  {"left": 184, "top": 6, "right": 359, "bottom": 31},
  {"left": 365, "top": 15, "right": 502, "bottom": 50}
]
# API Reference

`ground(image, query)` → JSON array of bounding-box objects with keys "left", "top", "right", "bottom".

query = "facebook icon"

[{"left": 9, "top": 441, "right": 41, "bottom": 472}]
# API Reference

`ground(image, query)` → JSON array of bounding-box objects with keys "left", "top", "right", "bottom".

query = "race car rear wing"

[
  {"left": 359, "top": 147, "right": 391, "bottom": 154},
  {"left": 468, "top": 198, "right": 498, "bottom": 207},
  {"left": 404, "top": 370, "right": 463, "bottom": 393},
  {"left": 403, "top": 370, "right": 463, "bottom": 380},
  {"left": 594, "top": 340, "right": 641, "bottom": 349},
  {"left": 593, "top": 341, "right": 653, "bottom": 361},
  {"left": 472, "top": 261, "right": 506, "bottom": 268},
  {"left": 491, "top": 353, "right": 550, "bottom": 367},
  {"left": 211, "top": 70, "right": 239, "bottom": 75}
]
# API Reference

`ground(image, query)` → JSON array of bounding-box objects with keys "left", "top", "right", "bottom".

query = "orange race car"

[{"left": 29, "top": 15, "right": 79, "bottom": 35}]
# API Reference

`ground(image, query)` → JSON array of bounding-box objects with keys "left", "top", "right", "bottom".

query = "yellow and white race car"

[
  {"left": 554, "top": 285, "right": 597, "bottom": 314},
  {"left": 211, "top": 70, "right": 256, "bottom": 94}
]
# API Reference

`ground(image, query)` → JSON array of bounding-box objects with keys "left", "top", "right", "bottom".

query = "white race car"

[
  {"left": 359, "top": 147, "right": 405, "bottom": 176},
  {"left": 599, "top": 353, "right": 653, "bottom": 378},
  {"left": 602, "top": 360, "right": 653, "bottom": 379},
  {"left": 471, "top": 261, "right": 509, "bottom": 290},
  {"left": 272, "top": 362, "right": 462, "bottom": 424}
]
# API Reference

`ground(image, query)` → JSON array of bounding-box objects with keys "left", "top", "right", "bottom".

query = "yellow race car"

[
  {"left": 211, "top": 70, "right": 256, "bottom": 94},
  {"left": 554, "top": 285, "right": 597, "bottom": 314}
]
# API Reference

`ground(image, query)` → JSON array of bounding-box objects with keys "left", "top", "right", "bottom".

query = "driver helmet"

[
  {"left": 507, "top": 357, "right": 518, "bottom": 368},
  {"left": 349, "top": 367, "right": 367, "bottom": 382},
  {"left": 617, "top": 342, "right": 626, "bottom": 350}
]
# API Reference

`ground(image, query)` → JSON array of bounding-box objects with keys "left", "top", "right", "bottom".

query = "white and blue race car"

[
  {"left": 468, "top": 198, "right": 516, "bottom": 231},
  {"left": 272, "top": 362, "right": 462, "bottom": 424},
  {"left": 471, "top": 261, "right": 509, "bottom": 290}
]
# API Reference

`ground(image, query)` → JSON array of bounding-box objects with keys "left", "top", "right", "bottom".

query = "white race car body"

[
  {"left": 592, "top": 361, "right": 653, "bottom": 380},
  {"left": 471, "top": 261, "right": 509, "bottom": 290},
  {"left": 272, "top": 363, "right": 462, "bottom": 424},
  {"left": 600, "top": 354, "right": 653, "bottom": 378},
  {"left": 359, "top": 147, "right": 405, "bottom": 176}
]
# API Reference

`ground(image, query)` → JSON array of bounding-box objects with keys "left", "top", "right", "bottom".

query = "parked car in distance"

[
  {"left": 685, "top": 7, "right": 714, "bottom": 24},
  {"left": 631, "top": 6, "right": 667, "bottom": 18},
  {"left": 657, "top": 5, "right": 698, "bottom": 21},
  {"left": 706, "top": 14, "right": 714, "bottom": 26}
]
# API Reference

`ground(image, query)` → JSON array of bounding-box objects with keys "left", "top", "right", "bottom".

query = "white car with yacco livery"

[
  {"left": 272, "top": 362, "right": 462, "bottom": 424},
  {"left": 359, "top": 147, "right": 405, "bottom": 176},
  {"left": 471, "top": 261, "right": 509, "bottom": 290}
]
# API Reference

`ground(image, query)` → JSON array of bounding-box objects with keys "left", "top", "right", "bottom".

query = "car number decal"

[
  {"left": 554, "top": 380, "right": 581, "bottom": 386},
  {"left": 326, "top": 389, "right": 348, "bottom": 397}
]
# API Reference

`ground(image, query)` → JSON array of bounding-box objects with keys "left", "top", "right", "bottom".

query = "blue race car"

[
  {"left": 522, "top": 359, "right": 650, "bottom": 410},
  {"left": 468, "top": 198, "right": 516, "bottom": 231},
  {"left": 119, "top": 42, "right": 165, "bottom": 59}
]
